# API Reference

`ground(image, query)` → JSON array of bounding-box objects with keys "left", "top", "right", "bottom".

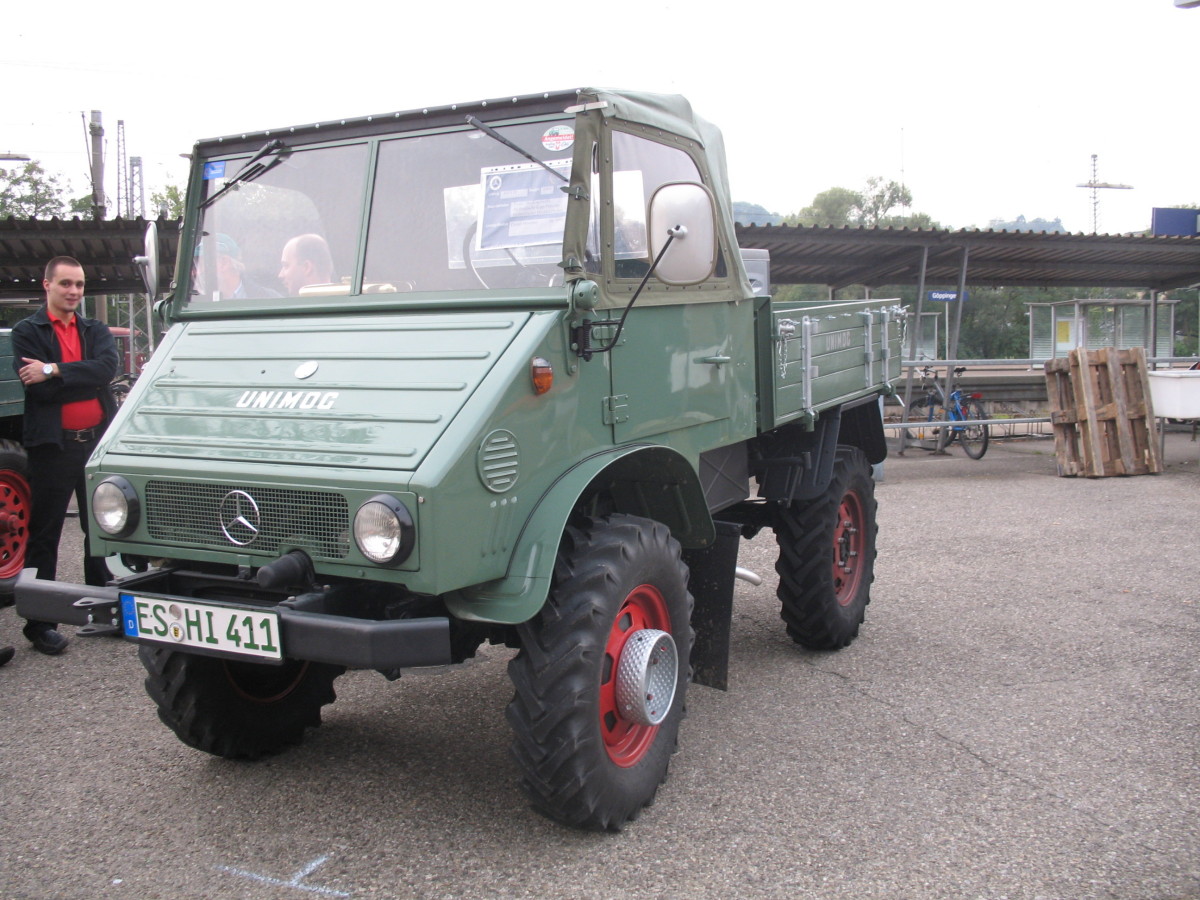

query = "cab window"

[
  {"left": 191, "top": 143, "right": 368, "bottom": 305},
  {"left": 610, "top": 131, "right": 703, "bottom": 279}
]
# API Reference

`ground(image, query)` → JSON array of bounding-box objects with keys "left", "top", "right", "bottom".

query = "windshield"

[
  {"left": 188, "top": 120, "right": 578, "bottom": 309},
  {"left": 364, "top": 121, "right": 574, "bottom": 292}
]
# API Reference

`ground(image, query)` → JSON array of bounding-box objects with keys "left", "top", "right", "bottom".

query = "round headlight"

[
  {"left": 353, "top": 495, "right": 415, "bottom": 565},
  {"left": 93, "top": 476, "right": 140, "bottom": 538}
]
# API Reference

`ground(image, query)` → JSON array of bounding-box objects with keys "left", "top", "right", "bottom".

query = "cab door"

[
  {"left": 608, "top": 301, "right": 749, "bottom": 443},
  {"left": 599, "top": 129, "right": 750, "bottom": 443}
]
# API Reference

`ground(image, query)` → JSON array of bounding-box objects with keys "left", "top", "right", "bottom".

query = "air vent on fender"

[{"left": 477, "top": 430, "right": 519, "bottom": 493}]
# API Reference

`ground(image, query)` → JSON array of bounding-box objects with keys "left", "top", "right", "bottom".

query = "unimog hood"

[{"left": 107, "top": 312, "right": 531, "bottom": 470}]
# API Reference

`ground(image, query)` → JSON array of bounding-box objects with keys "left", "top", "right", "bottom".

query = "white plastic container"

[{"left": 1147, "top": 370, "right": 1200, "bottom": 419}]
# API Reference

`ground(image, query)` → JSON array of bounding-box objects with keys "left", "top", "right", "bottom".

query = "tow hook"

[
  {"left": 75, "top": 596, "right": 122, "bottom": 637},
  {"left": 256, "top": 550, "right": 316, "bottom": 591}
]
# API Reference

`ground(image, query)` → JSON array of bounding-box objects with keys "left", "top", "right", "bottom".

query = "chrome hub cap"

[{"left": 614, "top": 628, "right": 678, "bottom": 727}]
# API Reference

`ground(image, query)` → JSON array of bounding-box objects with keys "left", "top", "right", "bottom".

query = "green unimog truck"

[{"left": 17, "top": 88, "right": 902, "bottom": 830}]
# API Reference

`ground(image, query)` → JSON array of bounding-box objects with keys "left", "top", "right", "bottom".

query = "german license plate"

[{"left": 120, "top": 593, "right": 283, "bottom": 661}]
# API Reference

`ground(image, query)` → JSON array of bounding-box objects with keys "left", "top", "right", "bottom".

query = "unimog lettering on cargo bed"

[{"left": 18, "top": 89, "right": 902, "bottom": 830}]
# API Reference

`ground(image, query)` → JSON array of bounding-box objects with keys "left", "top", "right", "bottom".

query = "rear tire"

[
  {"left": 774, "top": 446, "right": 878, "bottom": 650},
  {"left": 139, "top": 646, "right": 344, "bottom": 760},
  {"left": 506, "top": 513, "right": 693, "bottom": 831},
  {"left": 959, "top": 401, "right": 989, "bottom": 459}
]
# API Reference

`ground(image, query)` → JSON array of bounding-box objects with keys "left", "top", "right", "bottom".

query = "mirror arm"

[{"left": 572, "top": 231, "right": 677, "bottom": 361}]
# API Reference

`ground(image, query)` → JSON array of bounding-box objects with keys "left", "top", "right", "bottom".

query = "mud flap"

[{"left": 683, "top": 520, "right": 741, "bottom": 691}]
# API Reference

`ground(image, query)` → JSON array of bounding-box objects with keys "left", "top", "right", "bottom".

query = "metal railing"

[
  {"left": 890, "top": 359, "right": 1048, "bottom": 439},
  {"left": 884, "top": 417, "right": 1046, "bottom": 430},
  {"left": 901, "top": 357, "right": 1197, "bottom": 368},
  {"left": 886, "top": 356, "right": 1199, "bottom": 439}
]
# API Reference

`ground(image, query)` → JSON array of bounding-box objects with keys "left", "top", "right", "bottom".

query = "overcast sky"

[{"left": 4, "top": 0, "right": 1195, "bottom": 235}]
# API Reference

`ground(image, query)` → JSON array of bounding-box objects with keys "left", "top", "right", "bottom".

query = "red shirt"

[{"left": 51, "top": 313, "right": 103, "bottom": 430}]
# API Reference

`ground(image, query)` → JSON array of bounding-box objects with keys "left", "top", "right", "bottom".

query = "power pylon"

[
  {"left": 116, "top": 120, "right": 129, "bottom": 218},
  {"left": 1076, "top": 154, "right": 1132, "bottom": 234},
  {"left": 129, "top": 156, "right": 145, "bottom": 219}
]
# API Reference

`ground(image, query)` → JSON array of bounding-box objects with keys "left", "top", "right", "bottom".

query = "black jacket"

[{"left": 11, "top": 305, "right": 119, "bottom": 448}]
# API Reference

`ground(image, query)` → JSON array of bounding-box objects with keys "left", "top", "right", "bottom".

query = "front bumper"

[{"left": 13, "top": 567, "right": 452, "bottom": 670}]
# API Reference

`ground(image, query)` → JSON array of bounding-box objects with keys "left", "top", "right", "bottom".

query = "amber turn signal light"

[{"left": 531, "top": 357, "right": 553, "bottom": 395}]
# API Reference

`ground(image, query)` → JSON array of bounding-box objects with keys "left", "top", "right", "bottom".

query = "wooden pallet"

[{"left": 1044, "top": 347, "right": 1162, "bottom": 477}]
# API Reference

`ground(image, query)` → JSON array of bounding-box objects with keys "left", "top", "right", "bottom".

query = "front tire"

[
  {"left": 506, "top": 513, "right": 693, "bottom": 831},
  {"left": 907, "top": 397, "right": 950, "bottom": 449},
  {"left": 774, "top": 446, "right": 878, "bottom": 650},
  {"left": 139, "top": 647, "right": 344, "bottom": 760}
]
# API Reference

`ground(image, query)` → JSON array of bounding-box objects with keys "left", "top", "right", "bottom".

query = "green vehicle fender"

[{"left": 444, "top": 443, "right": 714, "bottom": 624}]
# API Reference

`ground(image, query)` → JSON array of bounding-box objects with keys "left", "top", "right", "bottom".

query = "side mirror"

[
  {"left": 133, "top": 221, "right": 160, "bottom": 300},
  {"left": 647, "top": 182, "right": 717, "bottom": 285}
]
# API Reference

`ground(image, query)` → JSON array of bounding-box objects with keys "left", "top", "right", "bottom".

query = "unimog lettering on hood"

[
  {"left": 235, "top": 390, "right": 339, "bottom": 410},
  {"left": 16, "top": 87, "right": 904, "bottom": 833}
]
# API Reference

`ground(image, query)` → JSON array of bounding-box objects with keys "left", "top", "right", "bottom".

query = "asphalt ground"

[{"left": 1, "top": 430, "right": 1197, "bottom": 900}]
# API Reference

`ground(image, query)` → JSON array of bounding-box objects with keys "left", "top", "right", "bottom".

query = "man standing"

[{"left": 12, "top": 256, "right": 118, "bottom": 654}]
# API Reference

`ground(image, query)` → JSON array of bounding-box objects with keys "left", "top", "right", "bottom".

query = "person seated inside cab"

[
  {"left": 279, "top": 233, "right": 337, "bottom": 296},
  {"left": 196, "top": 233, "right": 281, "bottom": 300}
]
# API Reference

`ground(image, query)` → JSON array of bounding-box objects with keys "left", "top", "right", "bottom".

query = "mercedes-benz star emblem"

[{"left": 219, "top": 490, "right": 262, "bottom": 546}]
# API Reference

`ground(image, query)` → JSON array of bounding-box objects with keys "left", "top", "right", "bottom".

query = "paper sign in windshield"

[{"left": 478, "top": 160, "right": 571, "bottom": 251}]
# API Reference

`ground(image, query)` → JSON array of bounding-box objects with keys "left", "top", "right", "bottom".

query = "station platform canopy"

[
  {"left": 734, "top": 224, "right": 1200, "bottom": 292},
  {"left": 0, "top": 216, "right": 179, "bottom": 300},
  {"left": 2, "top": 217, "right": 1199, "bottom": 300}
]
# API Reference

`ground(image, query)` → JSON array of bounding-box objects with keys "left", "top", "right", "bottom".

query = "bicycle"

[{"left": 906, "top": 365, "right": 990, "bottom": 459}]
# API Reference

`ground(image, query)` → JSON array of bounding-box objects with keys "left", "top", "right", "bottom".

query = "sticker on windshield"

[
  {"left": 541, "top": 126, "right": 574, "bottom": 152},
  {"left": 203, "top": 161, "right": 227, "bottom": 180}
]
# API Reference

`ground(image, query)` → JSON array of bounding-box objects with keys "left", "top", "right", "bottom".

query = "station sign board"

[{"left": 1150, "top": 208, "right": 1200, "bottom": 237}]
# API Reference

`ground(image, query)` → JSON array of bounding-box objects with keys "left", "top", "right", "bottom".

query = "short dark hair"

[{"left": 45, "top": 256, "right": 84, "bottom": 282}]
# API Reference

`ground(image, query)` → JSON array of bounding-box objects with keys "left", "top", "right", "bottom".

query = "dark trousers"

[{"left": 25, "top": 438, "right": 111, "bottom": 630}]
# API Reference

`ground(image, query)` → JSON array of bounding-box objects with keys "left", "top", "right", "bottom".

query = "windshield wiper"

[
  {"left": 465, "top": 116, "right": 568, "bottom": 184},
  {"left": 199, "top": 139, "right": 288, "bottom": 209}
]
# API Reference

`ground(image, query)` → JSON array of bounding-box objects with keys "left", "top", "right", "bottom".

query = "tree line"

[{"left": 0, "top": 160, "right": 183, "bottom": 220}]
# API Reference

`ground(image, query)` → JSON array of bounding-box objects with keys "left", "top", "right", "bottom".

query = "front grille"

[{"left": 145, "top": 481, "right": 350, "bottom": 559}]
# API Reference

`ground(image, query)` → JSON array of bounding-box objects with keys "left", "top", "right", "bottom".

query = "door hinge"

[{"left": 603, "top": 394, "right": 629, "bottom": 425}]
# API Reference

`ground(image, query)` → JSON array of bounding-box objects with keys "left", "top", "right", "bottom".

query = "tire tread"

[
  {"left": 506, "top": 514, "right": 692, "bottom": 830},
  {"left": 774, "top": 446, "right": 878, "bottom": 650}
]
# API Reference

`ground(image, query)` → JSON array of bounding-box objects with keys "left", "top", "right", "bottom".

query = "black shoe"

[
  {"left": 0, "top": 645, "right": 13, "bottom": 666},
  {"left": 25, "top": 627, "right": 68, "bottom": 656}
]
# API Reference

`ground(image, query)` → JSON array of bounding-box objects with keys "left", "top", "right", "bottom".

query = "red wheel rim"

[
  {"left": 0, "top": 470, "right": 32, "bottom": 580},
  {"left": 832, "top": 490, "right": 865, "bottom": 607},
  {"left": 600, "top": 583, "right": 671, "bottom": 767}
]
